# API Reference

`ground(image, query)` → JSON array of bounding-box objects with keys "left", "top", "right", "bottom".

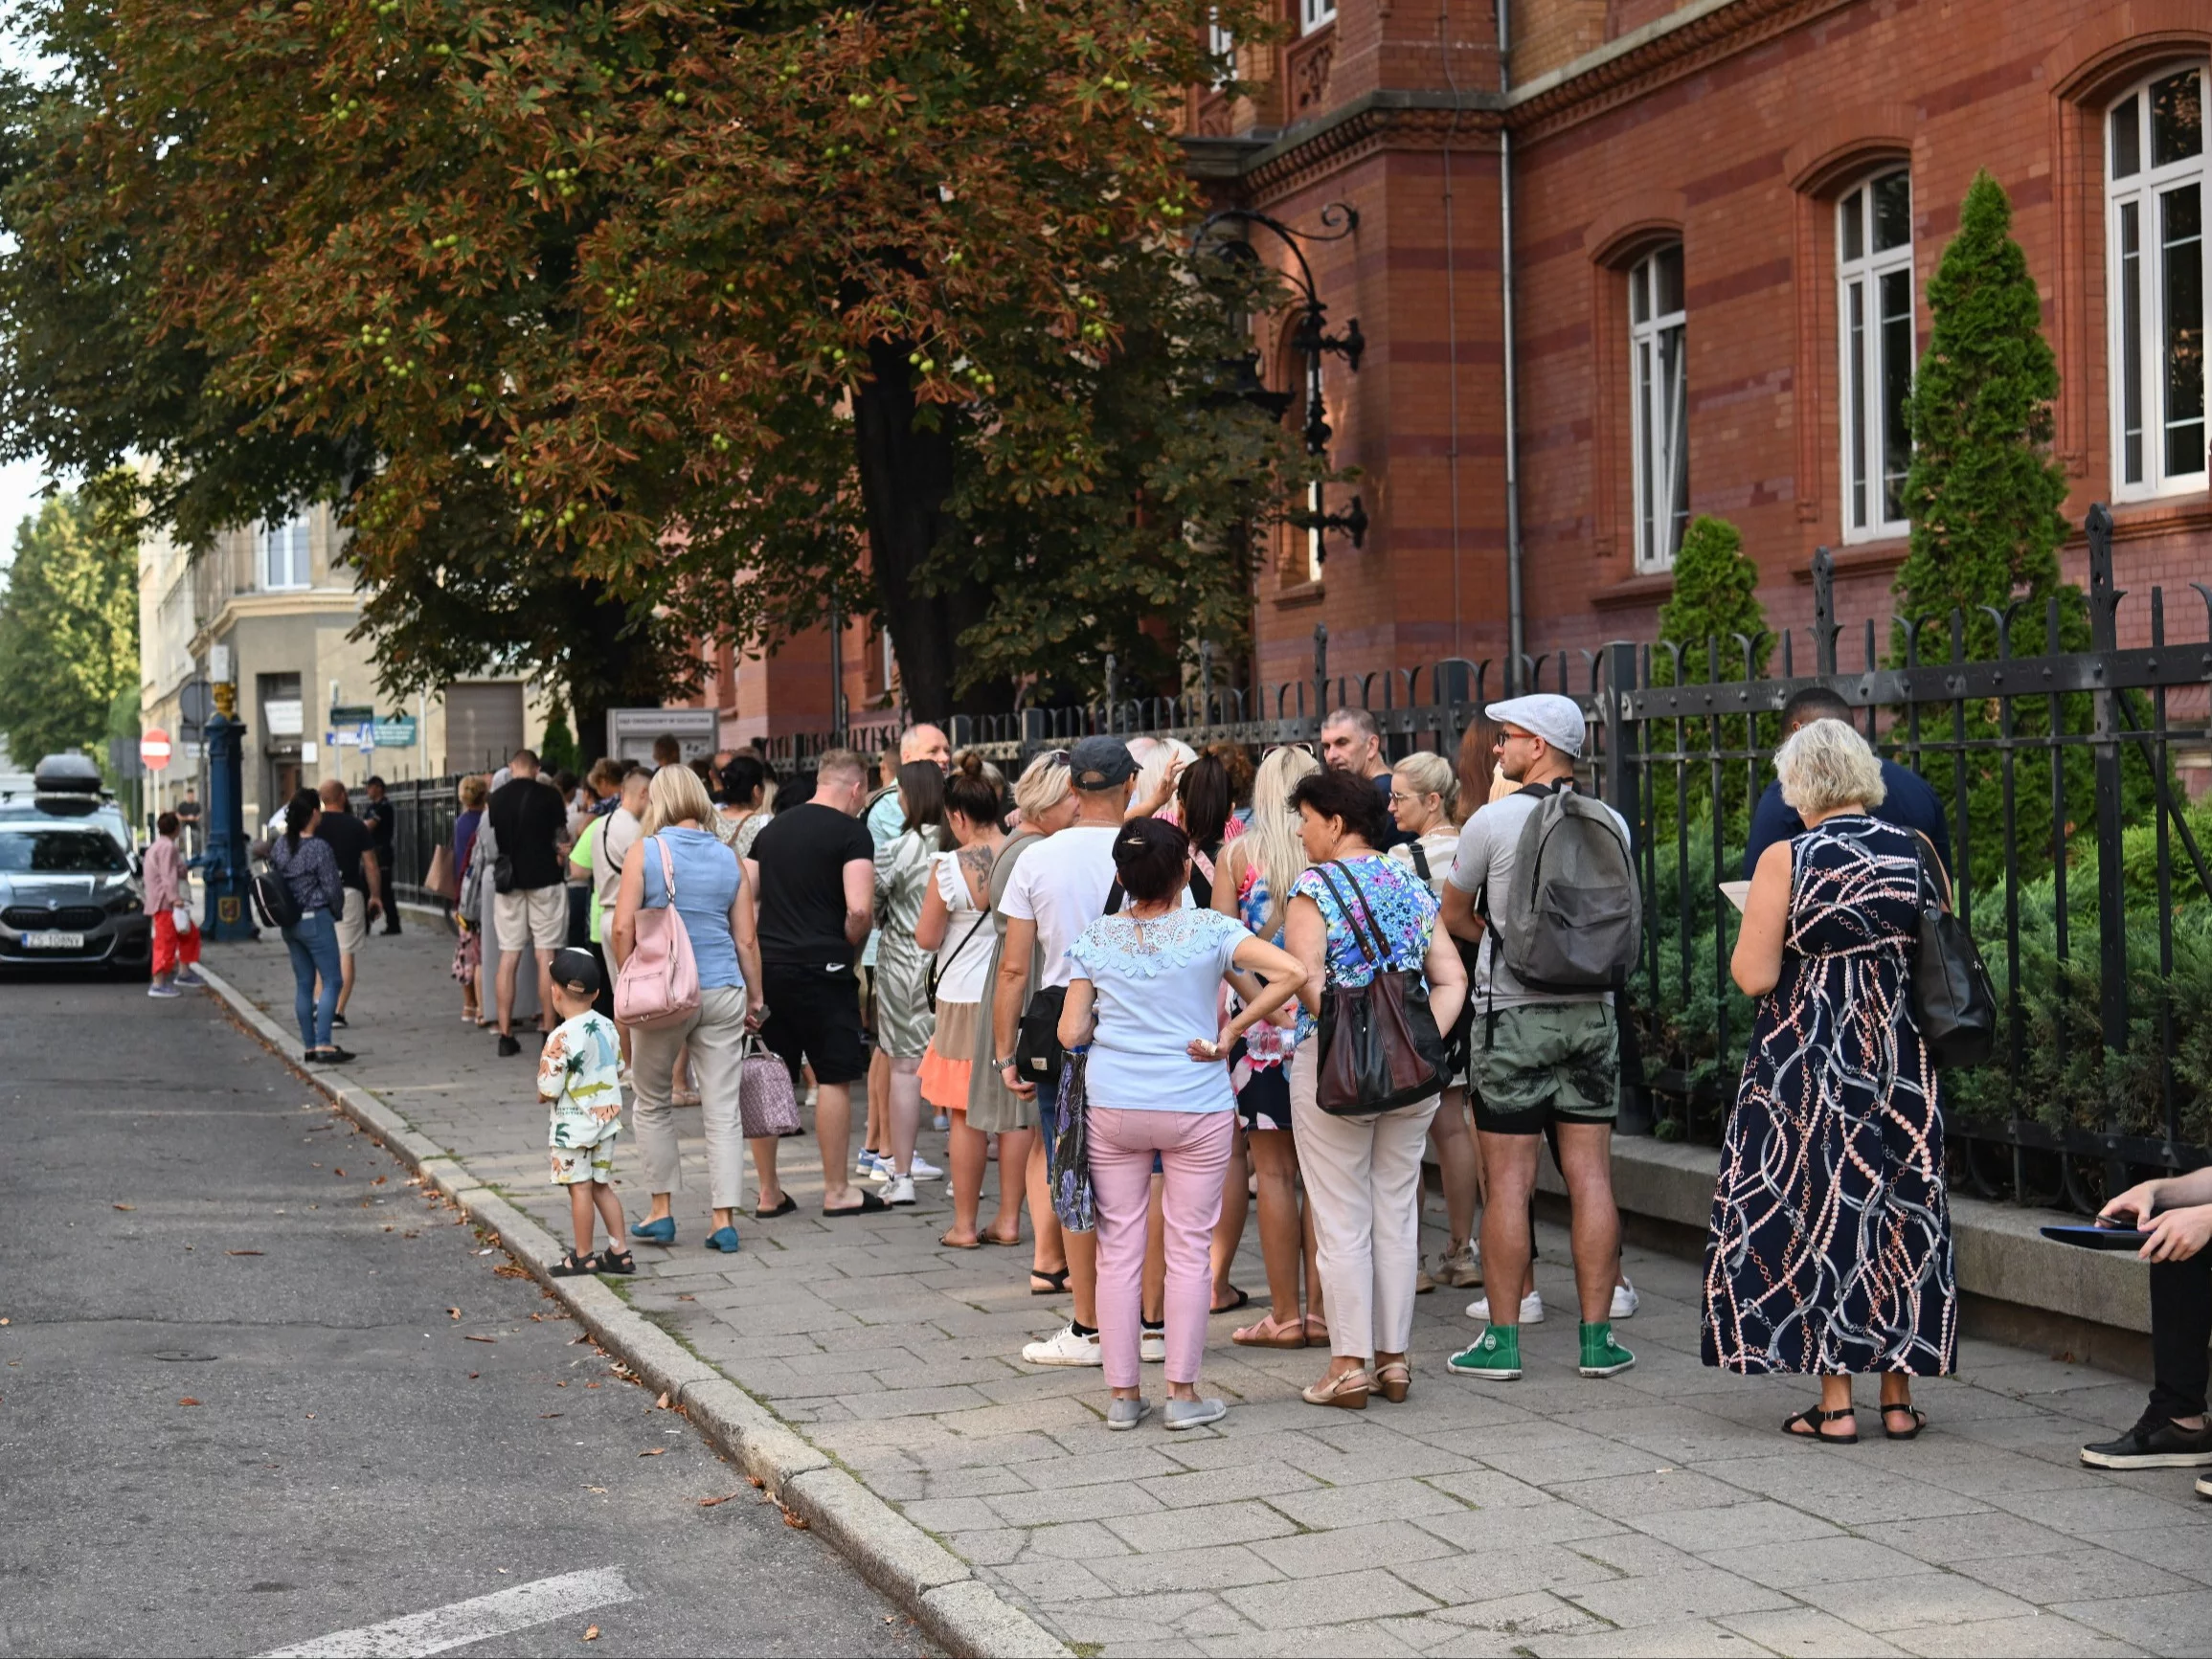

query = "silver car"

[{"left": 0, "top": 802, "right": 153, "bottom": 976}]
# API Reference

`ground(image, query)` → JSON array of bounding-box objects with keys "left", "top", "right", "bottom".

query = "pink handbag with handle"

[{"left": 614, "top": 837, "right": 701, "bottom": 1030}]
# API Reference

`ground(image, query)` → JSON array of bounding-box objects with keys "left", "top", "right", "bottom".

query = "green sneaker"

[
  {"left": 1579, "top": 1321, "right": 1636, "bottom": 1378},
  {"left": 1447, "top": 1324, "right": 1523, "bottom": 1381}
]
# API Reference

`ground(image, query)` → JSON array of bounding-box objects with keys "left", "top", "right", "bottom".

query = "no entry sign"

[{"left": 140, "top": 728, "right": 173, "bottom": 772}]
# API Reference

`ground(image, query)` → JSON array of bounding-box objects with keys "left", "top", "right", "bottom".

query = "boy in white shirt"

[{"left": 540, "top": 948, "right": 633, "bottom": 1277}]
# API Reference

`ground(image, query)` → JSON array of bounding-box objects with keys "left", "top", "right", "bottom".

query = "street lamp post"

[{"left": 1193, "top": 203, "right": 1368, "bottom": 556}]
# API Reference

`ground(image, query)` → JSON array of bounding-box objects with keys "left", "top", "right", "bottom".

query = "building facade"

[
  {"left": 1184, "top": 0, "right": 2212, "bottom": 702},
  {"left": 139, "top": 509, "right": 551, "bottom": 830}
]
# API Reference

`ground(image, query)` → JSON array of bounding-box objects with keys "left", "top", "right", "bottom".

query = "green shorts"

[
  {"left": 1467, "top": 1001, "right": 1619, "bottom": 1134},
  {"left": 549, "top": 1140, "right": 616, "bottom": 1186}
]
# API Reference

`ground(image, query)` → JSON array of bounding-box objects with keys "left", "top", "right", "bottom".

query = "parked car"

[{"left": 0, "top": 755, "right": 151, "bottom": 975}]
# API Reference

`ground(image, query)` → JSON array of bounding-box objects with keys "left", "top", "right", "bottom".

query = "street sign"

[
  {"left": 372, "top": 716, "right": 418, "bottom": 747},
  {"left": 330, "top": 703, "right": 374, "bottom": 726},
  {"left": 140, "top": 729, "right": 173, "bottom": 772},
  {"left": 209, "top": 644, "right": 231, "bottom": 683},
  {"left": 353, "top": 724, "right": 375, "bottom": 751}
]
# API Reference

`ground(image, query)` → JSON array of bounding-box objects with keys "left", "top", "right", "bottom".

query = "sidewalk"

[{"left": 209, "top": 928, "right": 2212, "bottom": 1658}]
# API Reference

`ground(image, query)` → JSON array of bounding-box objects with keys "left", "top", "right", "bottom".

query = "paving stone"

[
  {"left": 2048, "top": 1589, "right": 2212, "bottom": 1654},
  {"left": 1870, "top": 1510, "right": 2079, "bottom": 1565},
  {"left": 1560, "top": 1532, "right": 1707, "bottom": 1580},
  {"left": 944, "top": 1527, "right": 1027, "bottom": 1566},
  {"left": 1051, "top": 1594, "right": 1246, "bottom": 1648},
  {"left": 1411, "top": 1500, "right": 1627, "bottom": 1553},
  {"left": 1522, "top": 1616, "right": 1780, "bottom": 1657},
  {"left": 1220, "top": 1568, "right": 1442, "bottom": 1630},
  {"left": 1626, "top": 1498, "right": 1847, "bottom": 1552},
  {"left": 1262, "top": 1519, "right": 1463, "bottom": 1581},
  {"left": 1882, "top": 1612, "right": 2150, "bottom": 1657},
  {"left": 1394, "top": 1543, "right": 1626, "bottom": 1606},
  {"left": 1263, "top": 1476, "right": 1470, "bottom": 1532},
  {"left": 1692, "top": 1456, "right": 1996, "bottom": 1525},
  {"left": 1563, "top": 1565, "right": 1795, "bottom": 1626},
  {"left": 1793, "top": 1575, "right": 2043, "bottom": 1633},
  {"left": 1020, "top": 1518, "right": 1134, "bottom": 1560},
  {"left": 1717, "top": 1606, "right": 1908, "bottom": 1656},
  {"left": 1952, "top": 1546, "right": 2196, "bottom": 1606},
  {"left": 986, "top": 1557, "right": 1117, "bottom": 1604},
  {"left": 1105, "top": 1498, "right": 1304, "bottom": 1555},
  {"left": 986, "top": 1479, "right": 1165, "bottom": 1529},
  {"left": 1698, "top": 1535, "right": 1942, "bottom": 1590},
  {"left": 2076, "top": 1524, "right": 2212, "bottom": 1583},
  {"left": 1418, "top": 1468, "right": 1560, "bottom": 1511},
  {"left": 1541, "top": 1467, "right": 1757, "bottom": 1524},
  {"left": 1087, "top": 1542, "right": 1288, "bottom": 1596},
  {"left": 1985, "top": 1482, "right": 2212, "bottom": 1535},
  {"left": 1195, "top": 1618, "right": 1427, "bottom": 1656},
  {"left": 1423, "top": 1591, "right": 1611, "bottom": 1637},
  {"left": 1137, "top": 1458, "right": 1325, "bottom": 1509},
  {"left": 1001, "top": 1443, "right": 1183, "bottom": 1491},
  {"left": 895, "top": 1494, "right": 1004, "bottom": 1535}
]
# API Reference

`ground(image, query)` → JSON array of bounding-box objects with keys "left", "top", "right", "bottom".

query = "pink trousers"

[{"left": 1088, "top": 1108, "right": 1234, "bottom": 1389}]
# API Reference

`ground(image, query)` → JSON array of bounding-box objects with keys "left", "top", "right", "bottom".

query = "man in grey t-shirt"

[{"left": 1438, "top": 694, "right": 1634, "bottom": 1384}]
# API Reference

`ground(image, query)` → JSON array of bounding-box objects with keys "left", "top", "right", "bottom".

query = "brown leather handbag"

[{"left": 1312, "top": 862, "right": 1446, "bottom": 1116}]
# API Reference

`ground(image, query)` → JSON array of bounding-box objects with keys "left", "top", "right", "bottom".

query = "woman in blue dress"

[{"left": 1703, "top": 718, "right": 1956, "bottom": 1444}]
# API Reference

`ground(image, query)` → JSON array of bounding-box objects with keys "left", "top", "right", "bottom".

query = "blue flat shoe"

[
  {"left": 704, "top": 1225, "right": 740, "bottom": 1253},
  {"left": 629, "top": 1216, "right": 677, "bottom": 1244}
]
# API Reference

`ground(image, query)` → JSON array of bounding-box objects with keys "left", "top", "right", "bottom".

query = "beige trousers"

[
  {"left": 1289, "top": 1043, "right": 1439, "bottom": 1360},
  {"left": 630, "top": 985, "right": 750, "bottom": 1212}
]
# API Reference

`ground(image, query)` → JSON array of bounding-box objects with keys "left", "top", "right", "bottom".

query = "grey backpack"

[{"left": 1483, "top": 784, "right": 1640, "bottom": 995}]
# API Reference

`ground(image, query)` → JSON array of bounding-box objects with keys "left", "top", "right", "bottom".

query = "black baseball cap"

[
  {"left": 1069, "top": 736, "right": 1136, "bottom": 792},
  {"left": 551, "top": 947, "right": 602, "bottom": 998}
]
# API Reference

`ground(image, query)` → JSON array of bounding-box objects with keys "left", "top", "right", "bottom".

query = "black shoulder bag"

[
  {"left": 1012, "top": 879, "right": 1123, "bottom": 1090},
  {"left": 1908, "top": 831, "right": 1997, "bottom": 1069}
]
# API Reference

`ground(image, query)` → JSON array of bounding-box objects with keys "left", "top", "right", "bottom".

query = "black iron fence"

[
  {"left": 390, "top": 507, "right": 2212, "bottom": 1209},
  {"left": 383, "top": 775, "right": 462, "bottom": 908}
]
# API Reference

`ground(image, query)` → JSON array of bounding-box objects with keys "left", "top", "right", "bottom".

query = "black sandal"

[
  {"left": 597, "top": 1246, "right": 636, "bottom": 1275},
  {"left": 1030, "top": 1268, "right": 1071, "bottom": 1296},
  {"left": 754, "top": 1195, "right": 798, "bottom": 1220},
  {"left": 1881, "top": 1403, "right": 1927, "bottom": 1441},
  {"left": 550, "top": 1249, "right": 600, "bottom": 1277},
  {"left": 1782, "top": 1405, "right": 1860, "bottom": 1445},
  {"left": 1212, "top": 1286, "right": 1252, "bottom": 1315},
  {"left": 822, "top": 1190, "right": 891, "bottom": 1219}
]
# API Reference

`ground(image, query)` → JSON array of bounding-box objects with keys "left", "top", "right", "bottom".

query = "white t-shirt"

[
  {"left": 999, "top": 824, "right": 1121, "bottom": 991},
  {"left": 930, "top": 851, "right": 995, "bottom": 1005},
  {"left": 592, "top": 806, "right": 643, "bottom": 915},
  {"left": 1069, "top": 908, "right": 1248, "bottom": 1114},
  {"left": 1447, "top": 786, "right": 1631, "bottom": 1010}
]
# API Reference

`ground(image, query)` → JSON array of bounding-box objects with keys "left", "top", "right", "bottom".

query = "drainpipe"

[{"left": 1497, "top": 0, "right": 1525, "bottom": 693}]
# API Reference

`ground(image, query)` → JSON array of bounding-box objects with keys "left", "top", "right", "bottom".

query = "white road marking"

[{"left": 260, "top": 1567, "right": 639, "bottom": 1657}]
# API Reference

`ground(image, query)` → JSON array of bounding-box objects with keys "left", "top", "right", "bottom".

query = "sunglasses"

[{"left": 1264, "top": 741, "right": 1318, "bottom": 760}]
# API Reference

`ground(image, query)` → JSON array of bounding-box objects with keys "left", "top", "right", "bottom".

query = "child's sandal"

[{"left": 597, "top": 1246, "right": 636, "bottom": 1275}]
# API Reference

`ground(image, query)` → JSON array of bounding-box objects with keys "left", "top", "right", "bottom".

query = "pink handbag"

[{"left": 614, "top": 837, "right": 701, "bottom": 1030}]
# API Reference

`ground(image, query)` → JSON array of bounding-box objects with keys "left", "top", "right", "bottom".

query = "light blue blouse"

[
  {"left": 638, "top": 827, "right": 743, "bottom": 991},
  {"left": 1068, "top": 908, "right": 1251, "bottom": 1114}
]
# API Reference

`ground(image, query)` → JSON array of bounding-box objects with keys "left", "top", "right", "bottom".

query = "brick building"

[{"left": 1186, "top": 0, "right": 2212, "bottom": 694}]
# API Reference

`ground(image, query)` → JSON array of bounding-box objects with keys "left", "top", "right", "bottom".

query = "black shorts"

[{"left": 760, "top": 960, "right": 869, "bottom": 1087}]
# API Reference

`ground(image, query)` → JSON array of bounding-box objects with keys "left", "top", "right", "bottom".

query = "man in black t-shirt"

[
  {"left": 312, "top": 778, "right": 380, "bottom": 1029},
  {"left": 360, "top": 775, "right": 401, "bottom": 935},
  {"left": 746, "top": 748, "right": 881, "bottom": 1217},
  {"left": 486, "top": 749, "right": 571, "bottom": 1055}
]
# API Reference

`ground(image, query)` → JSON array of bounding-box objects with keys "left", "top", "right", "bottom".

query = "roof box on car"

[{"left": 34, "top": 753, "right": 103, "bottom": 795}]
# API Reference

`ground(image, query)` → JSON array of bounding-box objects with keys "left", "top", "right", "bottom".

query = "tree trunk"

[
  {"left": 564, "top": 579, "right": 673, "bottom": 766},
  {"left": 852, "top": 340, "right": 1011, "bottom": 720}
]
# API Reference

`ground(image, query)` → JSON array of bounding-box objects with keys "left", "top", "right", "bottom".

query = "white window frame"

[
  {"left": 259, "top": 514, "right": 311, "bottom": 592},
  {"left": 1837, "top": 168, "right": 1914, "bottom": 543},
  {"left": 1628, "top": 245, "right": 1688, "bottom": 572},
  {"left": 1208, "top": 9, "right": 1234, "bottom": 77},
  {"left": 1300, "top": 0, "right": 1334, "bottom": 36},
  {"left": 2106, "top": 63, "right": 2208, "bottom": 501}
]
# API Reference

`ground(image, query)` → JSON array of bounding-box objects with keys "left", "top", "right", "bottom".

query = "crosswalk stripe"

[{"left": 260, "top": 1567, "right": 639, "bottom": 1658}]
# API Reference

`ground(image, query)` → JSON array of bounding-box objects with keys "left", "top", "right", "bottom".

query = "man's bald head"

[
  {"left": 319, "top": 778, "right": 349, "bottom": 809},
  {"left": 902, "top": 724, "right": 951, "bottom": 769}
]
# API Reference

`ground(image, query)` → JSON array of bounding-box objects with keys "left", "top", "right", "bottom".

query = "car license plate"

[{"left": 20, "top": 930, "right": 85, "bottom": 950}]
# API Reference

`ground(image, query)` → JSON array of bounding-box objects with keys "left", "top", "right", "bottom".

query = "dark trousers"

[
  {"left": 373, "top": 855, "right": 401, "bottom": 932},
  {"left": 2150, "top": 1252, "right": 2212, "bottom": 1423}
]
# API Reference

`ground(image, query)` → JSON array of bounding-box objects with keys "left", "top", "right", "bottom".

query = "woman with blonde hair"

[
  {"left": 612, "top": 762, "right": 763, "bottom": 1254},
  {"left": 974, "top": 750, "right": 1082, "bottom": 1291},
  {"left": 1387, "top": 751, "right": 1483, "bottom": 1295},
  {"left": 1704, "top": 717, "right": 1954, "bottom": 1441},
  {"left": 1209, "top": 742, "right": 1329, "bottom": 1347}
]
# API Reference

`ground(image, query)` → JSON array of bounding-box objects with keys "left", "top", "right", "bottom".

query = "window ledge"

[
  {"left": 1792, "top": 538, "right": 1908, "bottom": 582},
  {"left": 2103, "top": 489, "right": 2212, "bottom": 542},
  {"left": 1275, "top": 578, "right": 1326, "bottom": 607},
  {"left": 1591, "top": 571, "right": 1676, "bottom": 610}
]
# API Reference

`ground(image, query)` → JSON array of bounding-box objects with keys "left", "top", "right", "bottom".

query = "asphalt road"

[{"left": 0, "top": 975, "right": 935, "bottom": 1658}]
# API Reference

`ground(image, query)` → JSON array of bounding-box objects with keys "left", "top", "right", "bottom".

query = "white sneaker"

[
  {"left": 1612, "top": 1279, "right": 1639, "bottom": 1320},
  {"left": 1466, "top": 1290, "right": 1544, "bottom": 1324},
  {"left": 1022, "top": 1324, "right": 1103, "bottom": 1367},
  {"left": 933, "top": 1112, "right": 951, "bottom": 1132},
  {"left": 908, "top": 1154, "right": 943, "bottom": 1180},
  {"left": 882, "top": 1175, "right": 916, "bottom": 1206},
  {"left": 857, "top": 1151, "right": 890, "bottom": 1180},
  {"left": 1140, "top": 1327, "right": 1166, "bottom": 1364}
]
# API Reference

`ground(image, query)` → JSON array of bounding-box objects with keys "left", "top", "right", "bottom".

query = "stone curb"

[{"left": 193, "top": 965, "right": 1068, "bottom": 1659}]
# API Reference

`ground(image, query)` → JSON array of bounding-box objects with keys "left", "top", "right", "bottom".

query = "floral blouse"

[
  {"left": 541, "top": 1010, "right": 624, "bottom": 1148},
  {"left": 1289, "top": 854, "right": 1439, "bottom": 1042}
]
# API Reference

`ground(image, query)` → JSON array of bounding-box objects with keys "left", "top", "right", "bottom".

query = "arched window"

[
  {"left": 259, "top": 513, "right": 311, "bottom": 592},
  {"left": 2108, "top": 64, "right": 2206, "bottom": 497},
  {"left": 1837, "top": 169, "right": 1913, "bottom": 541},
  {"left": 1628, "top": 245, "right": 1687, "bottom": 571}
]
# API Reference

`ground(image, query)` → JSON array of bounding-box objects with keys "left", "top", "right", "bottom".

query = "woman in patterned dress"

[
  {"left": 1704, "top": 718, "right": 1956, "bottom": 1444},
  {"left": 870, "top": 760, "right": 945, "bottom": 1207}
]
